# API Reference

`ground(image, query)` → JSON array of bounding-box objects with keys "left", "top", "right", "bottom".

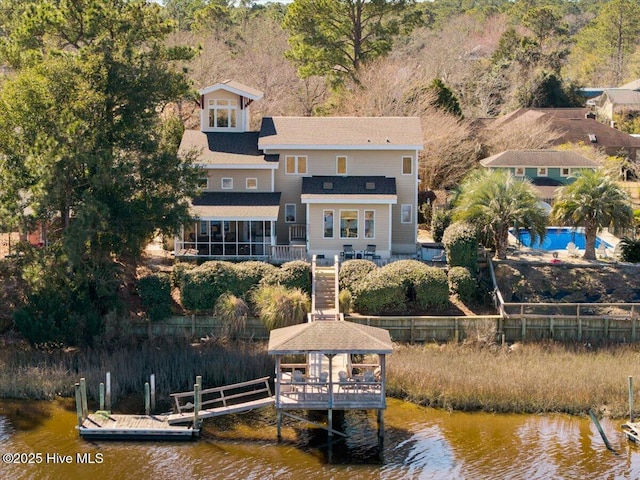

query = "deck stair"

[{"left": 313, "top": 265, "right": 338, "bottom": 320}]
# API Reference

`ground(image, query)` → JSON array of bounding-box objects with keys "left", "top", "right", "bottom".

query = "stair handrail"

[
  {"left": 334, "top": 254, "right": 340, "bottom": 320},
  {"left": 310, "top": 254, "right": 317, "bottom": 322}
]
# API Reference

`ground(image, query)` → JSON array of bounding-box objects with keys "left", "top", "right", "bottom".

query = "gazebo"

[{"left": 267, "top": 320, "right": 393, "bottom": 439}]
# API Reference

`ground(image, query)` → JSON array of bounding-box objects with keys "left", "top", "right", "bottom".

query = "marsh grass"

[
  {"left": 0, "top": 338, "right": 272, "bottom": 410},
  {"left": 387, "top": 342, "right": 640, "bottom": 418}
]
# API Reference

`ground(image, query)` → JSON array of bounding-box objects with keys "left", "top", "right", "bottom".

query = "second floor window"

[
  {"left": 285, "top": 204, "right": 296, "bottom": 223},
  {"left": 402, "top": 156, "right": 412, "bottom": 175},
  {"left": 336, "top": 156, "right": 347, "bottom": 175},
  {"left": 285, "top": 155, "right": 307, "bottom": 174},
  {"left": 208, "top": 99, "right": 237, "bottom": 128},
  {"left": 515, "top": 167, "right": 525, "bottom": 176},
  {"left": 246, "top": 178, "right": 257, "bottom": 189},
  {"left": 538, "top": 167, "right": 548, "bottom": 176}
]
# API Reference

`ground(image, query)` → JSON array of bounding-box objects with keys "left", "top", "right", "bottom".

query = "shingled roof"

[
  {"left": 480, "top": 150, "right": 600, "bottom": 168},
  {"left": 268, "top": 321, "right": 393, "bottom": 355},
  {"left": 190, "top": 192, "right": 281, "bottom": 219},
  {"left": 301, "top": 176, "right": 396, "bottom": 195},
  {"left": 258, "top": 116, "right": 423, "bottom": 149},
  {"left": 179, "top": 130, "right": 278, "bottom": 166}
]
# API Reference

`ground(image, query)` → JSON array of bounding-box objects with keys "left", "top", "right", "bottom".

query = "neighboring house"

[
  {"left": 594, "top": 88, "right": 640, "bottom": 124},
  {"left": 480, "top": 150, "right": 599, "bottom": 205},
  {"left": 485, "top": 108, "right": 640, "bottom": 162},
  {"left": 176, "top": 80, "right": 423, "bottom": 260}
]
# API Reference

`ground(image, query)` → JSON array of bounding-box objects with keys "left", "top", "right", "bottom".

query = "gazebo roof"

[{"left": 268, "top": 321, "right": 393, "bottom": 355}]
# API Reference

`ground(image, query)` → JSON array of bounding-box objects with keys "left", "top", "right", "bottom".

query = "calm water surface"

[{"left": 1, "top": 398, "right": 639, "bottom": 479}]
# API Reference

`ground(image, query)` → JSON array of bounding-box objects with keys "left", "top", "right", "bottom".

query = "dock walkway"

[{"left": 80, "top": 413, "right": 197, "bottom": 440}]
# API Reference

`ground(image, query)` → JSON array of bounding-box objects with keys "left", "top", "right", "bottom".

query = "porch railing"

[{"left": 269, "top": 245, "right": 307, "bottom": 261}]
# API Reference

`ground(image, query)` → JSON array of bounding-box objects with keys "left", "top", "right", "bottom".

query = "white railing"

[
  {"left": 311, "top": 254, "right": 317, "bottom": 319},
  {"left": 269, "top": 245, "right": 307, "bottom": 261},
  {"left": 334, "top": 254, "right": 340, "bottom": 316}
]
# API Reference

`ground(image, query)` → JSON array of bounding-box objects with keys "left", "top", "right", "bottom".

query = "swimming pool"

[{"left": 512, "top": 227, "right": 612, "bottom": 251}]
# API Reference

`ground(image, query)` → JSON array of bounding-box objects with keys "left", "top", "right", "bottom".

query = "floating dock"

[{"left": 79, "top": 413, "right": 198, "bottom": 441}]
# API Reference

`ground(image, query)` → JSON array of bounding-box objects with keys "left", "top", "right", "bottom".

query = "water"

[
  {"left": 1, "top": 398, "right": 639, "bottom": 479},
  {"left": 513, "top": 227, "right": 612, "bottom": 251}
]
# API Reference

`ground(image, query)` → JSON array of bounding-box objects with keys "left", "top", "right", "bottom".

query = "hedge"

[
  {"left": 138, "top": 273, "right": 173, "bottom": 322},
  {"left": 262, "top": 260, "right": 311, "bottom": 294},
  {"left": 354, "top": 260, "right": 448, "bottom": 314},
  {"left": 338, "top": 259, "right": 377, "bottom": 295},
  {"left": 442, "top": 222, "right": 478, "bottom": 270},
  {"left": 448, "top": 266, "right": 477, "bottom": 303}
]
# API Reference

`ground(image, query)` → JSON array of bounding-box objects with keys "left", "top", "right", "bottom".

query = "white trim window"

[
  {"left": 336, "top": 156, "right": 347, "bottom": 175},
  {"left": 514, "top": 167, "right": 525, "bottom": 176},
  {"left": 340, "top": 210, "right": 358, "bottom": 238},
  {"left": 246, "top": 178, "right": 257, "bottom": 189},
  {"left": 401, "top": 204, "right": 412, "bottom": 224},
  {"left": 285, "top": 204, "right": 296, "bottom": 223},
  {"left": 402, "top": 156, "right": 412, "bottom": 175},
  {"left": 323, "top": 209, "right": 334, "bottom": 238},
  {"left": 285, "top": 155, "right": 307, "bottom": 175},
  {"left": 537, "top": 167, "right": 548, "bottom": 177},
  {"left": 560, "top": 167, "right": 570, "bottom": 177},
  {"left": 208, "top": 99, "right": 237, "bottom": 129},
  {"left": 364, "top": 210, "right": 375, "bottom": 239},
  {"left": 221, "top": 177, "right": 233, "bottom": 189}
]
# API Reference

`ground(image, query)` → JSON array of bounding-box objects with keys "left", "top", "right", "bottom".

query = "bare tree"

[{"left": 481, "top": 112, "right": 564, "bottom": 154}]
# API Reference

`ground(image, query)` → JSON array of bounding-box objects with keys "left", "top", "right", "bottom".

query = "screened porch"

[{"left": 176, "top": 219, "right": 275, "bottom": 257}]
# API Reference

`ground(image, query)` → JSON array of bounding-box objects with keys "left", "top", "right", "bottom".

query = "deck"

[{"left": 79, "top": 413, "right": 197, "bottom": 440}]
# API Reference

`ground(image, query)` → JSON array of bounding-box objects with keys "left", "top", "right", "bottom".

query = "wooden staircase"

[{"left": 313, "top": 266, "right": 338, "bottom": 320}]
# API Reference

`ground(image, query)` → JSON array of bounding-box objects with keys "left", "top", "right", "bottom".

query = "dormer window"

[{"left": 208, "top": 99, "right": 237, "bottom": 129}]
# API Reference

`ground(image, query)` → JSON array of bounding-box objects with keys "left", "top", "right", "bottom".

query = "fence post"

[
  {"left": 577, "top": 305, "right": 582, "bottom": 341},
  {"left": 410, "top": 318, "right": 414, "bottom": 344},
  {"left": 549, "top": 316, "right": 554, "bottom": 339},
  {"left": 633, "top": 312, "right": 637, "bottom": 343},
  {"left": 604, "top": 317, "right": 609, "bottom": 340},
  {"left": 630, "top": 376, "right": 634, "bottom": 423},
  {"left": 191, "top": 314, "right": 195, "bottom": 336},
  {"left": 454, "top": 318, "right": 459, "bottom": 344},
  {"left": 521, "top": 317, "right": 526, "bottom": 341}
]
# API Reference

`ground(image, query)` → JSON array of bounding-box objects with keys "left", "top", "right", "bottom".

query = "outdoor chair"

[
  {"left": 342, "top": 245, "right": 355, "bottom": 260},
  {"left": 338, "top": 370, "right": 356, "bottom": 391},
  {"left": 597, "top": 243, "right": 608, "bottom": 258},
  {"left": 566, "top": 242, "right": 579, "bottom": 258},
  {"left": 292, "top": 370, "right": 305, "bottom": 392},
  {"left": 363, "top": 244, "right": 376, "bottom": 259}
]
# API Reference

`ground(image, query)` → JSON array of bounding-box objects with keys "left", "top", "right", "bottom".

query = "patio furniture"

[
  {"left": 342, "top": 245, "right": 355, "bottom": 260},
  {"left": 363, "top": 244, "right": 376, "bottom": 259},
  {"left": 597, "top": 243, "right": 608, "bottom": 258},
  {"left": 566, "top": 242, "right": 579, "bottom": 258},
  {"left": 432, "top": 249, "right": 446, "bottom": 264}
]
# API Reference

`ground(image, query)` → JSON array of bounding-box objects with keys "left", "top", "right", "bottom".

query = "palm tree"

[
  {"left": 452, "top": 170, "right": 548, "bottom": 259},
  {"left": 551, "top": 169, "right": 633, "bottom": 260}
]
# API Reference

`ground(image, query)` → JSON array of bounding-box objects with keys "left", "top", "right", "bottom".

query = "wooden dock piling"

[
  {"left": 106, "top": 372, "right": 111, "bottom": 410},
  {"left": 150, "top": 374, "right": 156, "bottom": 413},
  {"left": 144, "top": 382, "right": 150, "bottom": 416},
  {"left": 629, "top": 376, "right": 634, "bottom": 422},
  {"left": 75, "top": 383, "right": 83, "bottom": 428},
  {"left": 80, "top": 378, "right": 88, "bottom": 419},
  {"left": 99, "top": 382, "right": 105, "bottom": 411}
]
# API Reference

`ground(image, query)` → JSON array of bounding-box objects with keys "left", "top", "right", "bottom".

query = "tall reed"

[
  {"left": 0, "top": 338, "right": 273, "bottom": 410},
  {"left": 387, "top": 342, "right": 640, "bottom": 418}
]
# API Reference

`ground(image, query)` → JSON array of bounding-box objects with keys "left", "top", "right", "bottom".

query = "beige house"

[{"left": 176, "top": 81, "right": 423, "bottom": 260}]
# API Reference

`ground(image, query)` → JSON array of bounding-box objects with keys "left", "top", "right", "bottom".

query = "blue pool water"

[{"left": 513, "top": 227, "right": 612, "bottom": 250}]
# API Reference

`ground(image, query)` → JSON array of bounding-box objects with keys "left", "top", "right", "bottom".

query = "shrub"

[
  {"left": 442, "top": 222, "right": 478, "bottom": 270},
  {"left": 448, "top": 266, "right": 477, "bottom": 303},
  {"left": 338, "top": 259, "right": 377, "bottom": 294},
  {"left": 413, "top": 265, "right": 449, "bottom": 310},
  {"left": 250, "top": 284, "right": 310, "bottom": 330},
  {"left": 171, "top": 262, "right": 196, "bottom": 288},
  {"left": 232, "top": 261, "right": 278, "bottom": 296},
  {"left": 262, "top": 260, "right": 311, "bottom": 294},
  {"left": 180, "top": 261, "right": 236, "bottom": 312},
  {"left": 214, "top": 292, "right": 249, "bottom": 339},
  {"left": 431, "top": 209, "right": 451, "bottom": 243},
  {"left": 138, "top": 273, "right": 173, "bottom": 322},
  {"left": 353, "top": 269, "right": 406, "bottom": 314},
  {"left": 354, "top": 260, "right": 449, "bottom": 314},
  {"left": 619, "top": 237, "right": 640, "bottom": 263},
  {"left": 339, "top": 289, "right": 353, "bottom": 314}
]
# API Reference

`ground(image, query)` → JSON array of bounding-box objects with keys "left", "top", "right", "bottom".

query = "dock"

[
  {"left": 80, "top": 413, "right": 198, "bottom": 440},
  {"left": 622, "top": 422, "right": 640, "bottom": 443}
]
